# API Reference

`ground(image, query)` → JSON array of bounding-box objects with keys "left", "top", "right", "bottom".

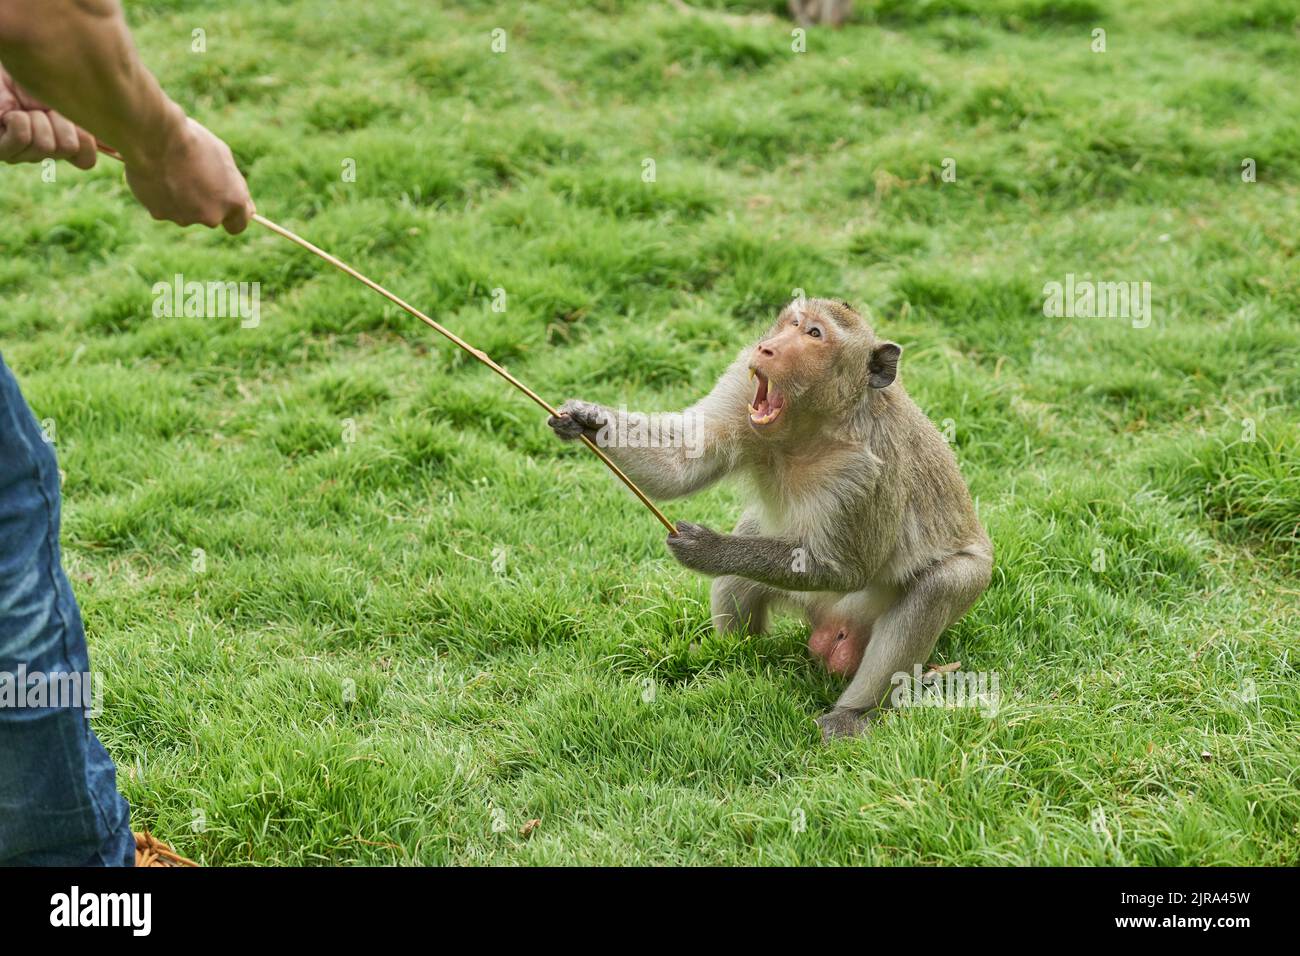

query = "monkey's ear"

[{"left": 868, "top": 342, "right": 901, "bottom": 389}]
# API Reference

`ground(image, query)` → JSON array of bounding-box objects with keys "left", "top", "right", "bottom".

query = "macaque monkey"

[
  {"left": 548, "top": 299, "right": 992, "bottom": 740},
  {"left": 788, "top": 0, "right": 852, "bottom": 28}
]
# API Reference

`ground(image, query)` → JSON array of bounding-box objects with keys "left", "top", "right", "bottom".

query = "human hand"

[
  {"left": 123, "top": 112, "right": 255, "bottom": 234},
  {"left": 0, "top": 62, "right": 97, "bottom": 169}
]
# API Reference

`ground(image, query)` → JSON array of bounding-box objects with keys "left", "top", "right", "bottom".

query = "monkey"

[
  {"left": 548, "top": 298, "right": 992, "bottom": 741},
  {"left": 788, "top": 0, "right": 852, "bottom": 28}
]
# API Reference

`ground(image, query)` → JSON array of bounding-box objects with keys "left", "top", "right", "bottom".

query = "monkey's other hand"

[
  {"left": 816, "top": 708, "right": 871, "bottom": 742},
  {"left": 547, "top": 399, "right": 608, "bottom": 442},
  {"left": 665, "top": 521, "right": 730, "bottom": 575}
]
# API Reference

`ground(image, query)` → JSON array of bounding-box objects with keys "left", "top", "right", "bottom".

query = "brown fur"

[{"left": 549, "top": 298, "right": 992, "bottom": 740}]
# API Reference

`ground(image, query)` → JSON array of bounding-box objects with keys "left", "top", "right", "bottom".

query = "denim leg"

[{"left": 0, "top": 352, "right": 133, "bottom": 866}]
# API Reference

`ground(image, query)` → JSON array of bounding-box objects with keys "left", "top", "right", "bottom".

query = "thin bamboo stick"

[{"left": 97, "top": 145, "right": 677, "bottom": 534}]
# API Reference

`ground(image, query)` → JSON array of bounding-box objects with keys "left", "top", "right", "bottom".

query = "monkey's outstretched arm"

[
  {"left": 666, "top": 522, "right": 864, "bottom": 592},
  {"left": 547, "top": 397, "right": 738, "bottom": 501}
]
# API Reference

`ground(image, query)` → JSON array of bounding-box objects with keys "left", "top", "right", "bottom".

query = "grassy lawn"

[{"left": 2, "top": 0, "right": 1297, "bottom": 865}]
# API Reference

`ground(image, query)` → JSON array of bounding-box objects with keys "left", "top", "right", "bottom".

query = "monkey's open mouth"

[{"left": 748, "top": 369, "right": 786, "bottom": 426}]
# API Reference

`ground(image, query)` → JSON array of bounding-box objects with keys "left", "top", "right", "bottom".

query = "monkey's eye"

[{"left": 808, "top": 326, "right": 823, "bottom": 339}]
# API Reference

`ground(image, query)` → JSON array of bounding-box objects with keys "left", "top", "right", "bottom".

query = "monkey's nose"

[{"left": 756, "top": 342, "right": 777, "bottom": 358}]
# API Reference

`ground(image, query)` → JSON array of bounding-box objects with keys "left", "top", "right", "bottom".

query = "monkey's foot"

[
  {"left": 815, "top": 708, "right": 871, "bottom": 742},
  {"left": 807, "top": 620, "right": 868, "bottom": 677}
]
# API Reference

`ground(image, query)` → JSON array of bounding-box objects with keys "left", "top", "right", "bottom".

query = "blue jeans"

[{"left": 0, "top": 352, "right": 133, "bottom": 866}]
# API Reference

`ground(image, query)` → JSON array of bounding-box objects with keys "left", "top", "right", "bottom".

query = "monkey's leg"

[
  {"left": 817, "top": 550, "right": 991, "bottom": 741},
  {"left": 710, "top": 575, "right": 776, "bottom": 636}
]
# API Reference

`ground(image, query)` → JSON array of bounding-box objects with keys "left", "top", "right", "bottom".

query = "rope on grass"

[
  {"left": 134, "top": 830, "right": 198, "bottom": 867},
  {"left": 98, "top": 145, "right": 677, "bottom": 535}
]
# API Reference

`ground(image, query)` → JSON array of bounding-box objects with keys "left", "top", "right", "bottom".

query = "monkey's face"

[{"left": 747, "top": 299, "right": 872, "bottom": 436}]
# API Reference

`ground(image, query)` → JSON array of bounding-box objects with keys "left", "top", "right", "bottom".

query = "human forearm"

[
  {"left": 0, "top": 0, "right": 253, "bottom": 231},
  {"left": 0, "top": 0, "right": 183, "bottom": 164}
]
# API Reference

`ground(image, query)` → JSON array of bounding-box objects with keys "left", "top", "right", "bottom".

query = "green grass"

[{"left": 2, "top": 0, "right": 1298, "bottom": 865}]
